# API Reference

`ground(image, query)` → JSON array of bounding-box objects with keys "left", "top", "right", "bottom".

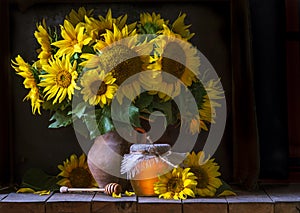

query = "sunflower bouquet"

[{"left": 11, "top": 7, "right": 224, "bottom": 140}]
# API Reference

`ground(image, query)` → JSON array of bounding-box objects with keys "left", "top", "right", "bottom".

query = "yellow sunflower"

[
  {"left": 171, "top": 13, "right": 195, "bottom": 40},
  {"left": 34, "top": 19, "right": 52, "bottom": 66},
  {"left": 184, "top": 151, "right": 222, "bottom": 197},
  {"left": 65, "top": 7, "right": 94, "bottom": 26},
  {"left": 57, "top": 153, "right": 98, "bottom": 188},
  {"left": 138, "top": 12, "right": 169, "bottom": 34},
  {"left": 180, "top": 113, "right": 203, "bottom": 135},
  {"left": 90, "top": 24, "right": 153, "bottom": 103},
  {"left": 185, "top": 97, "right": 215, "bottom": 134},
  {"left": 12, "top": 55, "right": 36, "bottom": 89},
  {"left": 23, "top": 87, "right": 43, "bottom": 115},
  {"left": 189, "top": 118, "right": 202, "bottom": 135},
  {"left": 52, "top": 20, "right": 92, "bottom": 58},
  {"left": 148, "top": 28, "right": 200, "bottom": 101},
  {"left": 39, "top": 55, "right": 79, "bottom": 104},
  {"left": 199, "top": 79, "right": 224, "bottom": 130},
  {"left": 79, "top": 53, "right": 102, "bottom": 68},
  {"left": 203, "top": 79, "right": 224, "bottom": 109},
  {"left": 198, "top": 98, "right": 214, "bottom": 131},
  {"left": 11, "top": 55, "right": 43, "bottom": 114},
  {"left": 80, "top": 69, "right": 118, "bottom": 107},
  {"left": 154, "top": 167, "right": 197, "bottom": 200},
  {"left": 93, "top": 23, "right": 136, "bottom": 51},
  {"left": 84, "top": 9, "right": 135, "bottom": 42}
]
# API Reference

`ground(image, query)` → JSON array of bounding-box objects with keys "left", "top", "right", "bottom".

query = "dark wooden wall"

[{"left": 285, "top": 0, "right": 300, "bottom": 180}]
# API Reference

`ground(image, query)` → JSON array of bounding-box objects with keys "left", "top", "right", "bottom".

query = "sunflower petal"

[
  {"left": 182, "top": 188, "right": 195, "bottom": 197},
  {"left": 17, "top": 188, "right": 36, "bottom": 193},
  {"left": 112, "top": 192, "right": 122, "bottom": 198},
  {"left": 79, "top": 153, "right": 86, "bottom": 167},
  {"left": 217, "top": 190, "right": 237, "bottom": 197}
]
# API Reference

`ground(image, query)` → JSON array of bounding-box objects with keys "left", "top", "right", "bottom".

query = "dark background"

[
  {"left": 3, "top": 0, "right": 233, "bottom": 183},
  {"left": 1, "top": 0, "right": 299, "bottom": 187}
]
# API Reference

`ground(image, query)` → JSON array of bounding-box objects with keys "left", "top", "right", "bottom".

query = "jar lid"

[{"left": 129, "top": 144, "right": 171, "bottom": 155}]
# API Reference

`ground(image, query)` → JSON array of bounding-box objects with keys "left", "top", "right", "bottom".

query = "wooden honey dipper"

[{"left": 60, "top": 183, "right": 122, "bottom": 195}]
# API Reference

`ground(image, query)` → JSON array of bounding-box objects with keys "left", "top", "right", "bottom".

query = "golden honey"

[
  {"left": 121, "top": 144, "right": 171, "bottom": 196},
  {"left": 130, "top": 157, "right": 169, "bottom": 196}
]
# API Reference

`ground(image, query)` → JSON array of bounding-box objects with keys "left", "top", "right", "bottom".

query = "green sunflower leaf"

[
  {"left": 108, "top": 104, "right": 141, "bottom": 129},
  {"left": 48, "top": 110, "right": 72, "bottom": 128},
  {"left": 134, "top": 92, "right": 153, "bottom": 109},
  {"left": 83, "top": 110, "right": 100, "bottom": 139},
  {"left": 189, "top": 81, "right": 207, "bottom": 109},
  {"left": 19, "top": 168, "right": 60, "bottom": 192},
  {"left": 152, "top": 100, "right": 174, "bottom": 125},
  {"left": 30, "top": 66, "right": 41, "bottom": 85},
  {"left": 140, "top": 22, "right": 160, "bottom": 34},
  {"left": 129, "top": 105, "right": 141, "bottom": 128},
  {"left": 97, "top": 115, "right": 115, "bottom": 136},
  {"left": 84, "top": 108, "right": 115, "bottom": 140},
  {"left": 70, "top": 102, "right": 87, "bottom": 119},
  {"left": 82, "top": 45, "right": 95, "bottom": 54},
  {"left": 42, "top": 99, "right": 71, "bottom": 112},
  {"left": 216, "top": 179, "right": 236, "bottom": 197}
]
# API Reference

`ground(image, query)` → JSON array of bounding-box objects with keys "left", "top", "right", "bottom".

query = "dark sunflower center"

[
  {"left": 167, "top": 177, "right": 184, "bottom": 193},
  {"left": 161, "top": 42, "right": 186, "bottom": 83},
  {"left": 56, "top": 70, "right": 72, "bottom": 88},
  {"left": 191, "top": 166, "right": 209, "bottom": 189},
  {"left": 99, "top": 45, "right": 143, "bottom": 85},
  {"left": 90, "top": 80, "right": 107, "bottom": 96},
  {"left": 69, "top": 167, "right": 93, "bottom": 188},
  {"left": 96, "top": 28, "right": 107, "bottom": 41}
]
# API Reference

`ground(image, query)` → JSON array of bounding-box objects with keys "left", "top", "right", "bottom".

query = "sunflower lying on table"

[
  {"left": 154, "top": 151, "right": 236, "bottom": 200},
  {"left": 56, "top": 153, "right": 98, "bottom": 188},
  {"left": 16, "top": 153, "right": 97, "bottom": 196},
  {"left": 17, "top": 153, "right": 135, "bottom": 198}
]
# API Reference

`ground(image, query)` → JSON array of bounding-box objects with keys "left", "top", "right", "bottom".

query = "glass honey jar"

[{"left": 121, "top": 144, "right": 172, "bottom": 196}]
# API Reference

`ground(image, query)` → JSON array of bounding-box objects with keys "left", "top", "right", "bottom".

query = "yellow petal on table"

[
  {"left": 34, "top": 190, "right": 51, "bottom": 196},
  {"left": 125, "top": 191, "right": 135, "bottom": 196},
  {"left": 112, "top": 192, "right": 122, "bottom": 198},
  {"left": 16, "top": 188, "right": 36, "bottom": 193},
  {"left": 217, "top": 190, "right": 237, "bottom": 197}
]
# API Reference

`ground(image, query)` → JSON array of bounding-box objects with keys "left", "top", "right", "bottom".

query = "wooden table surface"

[{"left": 0, "top": 184, "right": 300, "bottom": 213}]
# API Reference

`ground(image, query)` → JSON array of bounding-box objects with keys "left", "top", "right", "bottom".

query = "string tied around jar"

[{"left": 120, "top": 136, "right": 187, "bottom": 180}]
